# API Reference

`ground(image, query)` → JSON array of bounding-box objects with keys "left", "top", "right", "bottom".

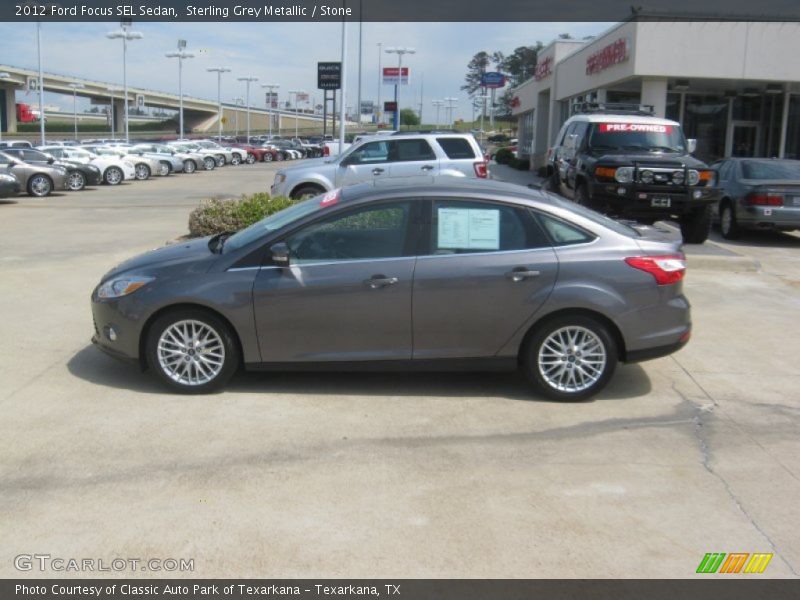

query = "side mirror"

[
  {"left": 686, "top": 139, "right": 697, "bottom": 154},
  {"left": 564, "top": 134, "right": 578, "bottom": 150},
  {"left": 47, "top": 157, "right": 55, "bottom": 164},
  {"left": 270, "top": 242, "right": 290, "bottom": 266}
]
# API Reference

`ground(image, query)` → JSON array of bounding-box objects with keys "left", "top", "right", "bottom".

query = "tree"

[
  {"left": 499, "top": 44, "right": 544, "bottom": 88},
  {"left": 399, "top": 108, "right": 420, "bottom": 127},
  {"left": 558, "top": 33, "right": 573, "bottom": 39},
  {"left": 461, "top": 51, "right": 492, "bottom": 95}
]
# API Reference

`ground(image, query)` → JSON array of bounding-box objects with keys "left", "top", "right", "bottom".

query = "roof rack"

[{"left": 571, "top": 102, "right": 655, "bottom": 116}]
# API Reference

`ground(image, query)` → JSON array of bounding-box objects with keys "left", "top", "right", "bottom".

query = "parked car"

[
  {"left": 135, "top": 143, "right": 203, "bottom": 174},
  {"left": 41, "top": 146, "right": 136, "bottom": 185},
  {"left": 269, "top": 140, "right": 303, "bottom": 160},
  {"left": 0, "top": 172, "right": 21, "bottom": 198},
  {"left": 710, "top": 158, "right": 800, "bottom": 238},
  {"left": 166, "top": 142, "right": 219, "bottom": 171},
  {"left": 272, "top": 132, "right": 488, "bottom": 199},
  {"left": 79, "top": 145, "right": 159, "bottom": 181},
  {"left": 546, "top": 103, "right": 720, "bottom": 243},
  {"left": 194, "top": 140, "right": 239, "bottom": 166},
  {"left": 232, "top": 143, "right": 279, "bottom": 164},
  {"left": 0, "top": 151, "right": 68, "bottom": 197},
  {"left": 4, "top": 147, "right": 102, "bottom": 191},
  {"left": 126, "top": 144, "right": 185, "bottom": 175},
  {"left": 90, "top": 178, "right": 690, "bottom": 398},
  {"left": 0, "top": 140, "right": 34, "bottom": 149}
]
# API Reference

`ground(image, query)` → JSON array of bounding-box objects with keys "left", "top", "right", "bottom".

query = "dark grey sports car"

[{"left": 0, "top": 172, "right": 21, "bottom": 198}]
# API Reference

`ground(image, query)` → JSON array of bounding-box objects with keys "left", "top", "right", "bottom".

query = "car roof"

[
  {"left": 567, "top": 114, "right": 679, "bottom": 126},
  {"left": 341, "top": 176, "right": 543, "bottom": 204}
]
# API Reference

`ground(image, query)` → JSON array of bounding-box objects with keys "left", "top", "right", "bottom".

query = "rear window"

[
  {"left": 540, "top": 192, "right": 640, "bottom": 238},
  {"left": 741, "top": 160, "right": 800, "bottom": 180},
  {"left": 437, "top": 137, "right": 476, "bottom": 159}
]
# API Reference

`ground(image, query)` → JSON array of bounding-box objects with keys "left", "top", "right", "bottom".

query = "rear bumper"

[
  {"left": 738, "top": 205, "right": 800, "bottom": 230},
  {"left": 626, "top": 333, "right": 690, "bottom": 362}
]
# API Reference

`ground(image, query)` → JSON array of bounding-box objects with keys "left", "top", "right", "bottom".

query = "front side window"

[
  {"left": 430, "top": 200, "right": 548, "bottom": 255},
  {"left": 286, "top": 201, "right": 411, "bottom": 263},
  {"left": 345, "top": 141, "right": 390, "bottom": 165}
]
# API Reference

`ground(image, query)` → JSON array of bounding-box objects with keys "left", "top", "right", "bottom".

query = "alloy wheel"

[
  {"left": 157, "top": 320, "right": 226, "bottom": 387},
  {"left": 159, "top": 162, "right": 170, "bottom": 176},
  {"left": 29, "top": 175, "right": 52, "bottom": 197},
  {"left": 67, "top": 172, "right": 85, "bottom": 191},
  {"left": 537, "top": 326, "right": 607, "bottom": 393},
  {"left": 135, "top": 164, "right": 150, "bottom": 180},
  {"left": 105, "top": 167, "right": 123, "bottom": 185}
]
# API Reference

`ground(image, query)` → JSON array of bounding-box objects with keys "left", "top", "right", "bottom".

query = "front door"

[
  {"left": 334, "top": 140, "right": 391, "bottom": 187},
  {"left": 412, "top": 199, "right": 559, "bottom": 359},
  {"left": 252, "top": 200, "right": 418, "bottom": 363}
]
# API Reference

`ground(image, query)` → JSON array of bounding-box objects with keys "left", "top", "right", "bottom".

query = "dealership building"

[{"left": 510, "top": 20, "right": 800, "bottom": 168}]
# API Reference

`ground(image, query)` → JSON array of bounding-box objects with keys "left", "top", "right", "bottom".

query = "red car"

[{"left": 231, "top": 144, "right": 280, "bottom": 164}]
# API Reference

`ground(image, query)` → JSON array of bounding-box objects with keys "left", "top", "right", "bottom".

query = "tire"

[
  {"left": 262, "top": 152, "right": 273, "bottom": 162},
  {"left": 159, "top": 161, "right": 171, "bottom": 177},
  {"left": 145, "top": 309, "right": 240, "bottom": 394},
  {"left": 27, "top": 174, "right": 53, "bottom": 197},
  {"left": 719, "top": 201, "right": 741, "bottom": 240},
  {"left": 680, "top": 205, "right": 712, "bottom": 244},
  {"left": 290, "top": 184, "right": 326, "bottom": 200},
  {"left": 66, "top": 171, "right": 86, "bottom": 192},
  {"left": 231, "top": 154, "right": 242, "bottom": 166},
  {"left": 183, "top": 159, "right": 197, "bottom": 174},
  {"left": 134, "top": 163, "right": 151, "bottom": 181},
  {"left": 574, "top": 183, "right": 597, "bottom": 210},
  {"left": 104, "top": 166, "right": 123, "bottom": 185},
  {"left": 246, "top": 153, "right": 257, "bottom": 164},
  {"left": 521, "top": 315, "right": 618, "bottom": 402},
  {"left": 203, "top": 157, "right": 216, "bottom": 171},
  {"left": 275, "top": 152, "right": 285, "bottom": 162},
  {"left": 215, "top": 154, "right": 225, "bottom": 167}
]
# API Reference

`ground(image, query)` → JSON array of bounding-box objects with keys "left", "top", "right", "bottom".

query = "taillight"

[
  {"left": 474, "top": 161, "right": 488, "bottom": 178},
  {"left": 323, "top": 146, "right": 330, "bottom": 157},
  {"left": 745, "top": 192, "right": 783, "bottom": 206},
  {"left": 625, "top": 254, "right": 686, "bottom": 285}
]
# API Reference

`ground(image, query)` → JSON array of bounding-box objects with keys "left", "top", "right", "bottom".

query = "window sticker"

[
  {"left": 598, "top": 123, "right": 672, "bottom": 133},
  {"left": 438, "top": 208, "right": 500, "bottom": 250}
]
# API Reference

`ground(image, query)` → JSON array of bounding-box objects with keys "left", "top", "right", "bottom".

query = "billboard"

[
  {"left": 265, "top": 92, "right": 278, "bottom": 108},
  {"left": 296, "top": 92, "right": 309, "bottom": 103},
  {"left": 317, "top": 62, "right": 341, "bottom": 90},
  {"left": 360, "top": 101, "right": 374, "bottom": 115},
  {"left": 480, "top": 71, "right": 506, "bottom": 88},
  {"left": 382, "top": 67, "right": 409, "bottom": 86}
]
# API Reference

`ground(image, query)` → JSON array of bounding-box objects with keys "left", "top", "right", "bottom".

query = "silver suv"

[{"left": 271, "top": 133, "right": 488, "bottom": 199}]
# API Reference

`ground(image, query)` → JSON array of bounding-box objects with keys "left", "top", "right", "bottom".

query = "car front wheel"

[
  {"left": 246, "top": 153, "right": 257, "bottom": 164},
  {"left": 134, "top": 163, "right": 151, "bottom": 180},
  {"left": 146, "top": 309, "right": 240, "bottom": 394},
  {"left": 231, "top": 154, "right": 242, "bottom": 166},
  {"left": 680, "top": 205, "right": 712, "bottom": 244},
  {"left": 263, "top": 152, "right": 273, "bottom": 162},
  {"left": 66, "top": 171, "right": 86, "bottom": 191},
  {"left": 28, "top": 174, "right": 53, "bottom": 197},
  {"left": 521, "top": 315, "right": 617, "bottom": 401},
  {"left": 104, "top": 166, "right": 123, "bottom": 185},
  {"left": 203, "top": 157, "right": 216, "bottom": 171},
  {"left": 159, "top": 162, "right": 171, "bottom": 176},
  {"left": 183, "top": 159, "right": 197, "bottom": 174}
]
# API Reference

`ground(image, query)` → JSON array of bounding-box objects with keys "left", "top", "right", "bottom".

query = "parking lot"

[{"left": 1, "top": 162, "right": 799, "bottom": 578}]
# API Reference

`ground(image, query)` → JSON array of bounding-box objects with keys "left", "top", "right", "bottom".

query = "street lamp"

[
  {"left": 376, "top": 43, "right": 382, "bottom": 125},
  {"left": 261, "top": 84, "right": 279, "bottom": 139},
  {"left": 107, "top": 22, "right": 143, "bottom": 142},
  {"left": 431, "top": 99, "right": 444, "bottom": 129},
  {"left": 207, "top": 67, "right": 231, "bottom": 141},
  {"left": 0, "top": 72, "right": 9, "bottom": 142},
  {"left": 384, "top": 46, "right": 415, "bottom": 130},
  {"left": 106, "top": 86, "right": 120, "bottom": 140},
  {"left": 67, "top": 83, "right": 84, "bottom": 141},
  {"left": 232, "top": 96, "right": 244, "bottom": 138},
  {"left": 165, "top": 40, "right": 194, "bottom": 139},
  {"left": 474, "top": 93, "right": 489, "bottom": 144},
  {"left": 444, "top": 97, "right": 458, "bottom": 127},
  {"left": 36, "top": 22, "right": 45, "bottom": 145},
  {"left": 288, "top": 90, "right": 304, "bottom": 139},
  {"left": 237, "top": 76, "right": 258, "bottom": 143}
]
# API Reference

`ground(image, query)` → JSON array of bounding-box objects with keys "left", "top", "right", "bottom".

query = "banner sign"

[{"left": 382, "top": 67, "right": 409, "bottom": 86}]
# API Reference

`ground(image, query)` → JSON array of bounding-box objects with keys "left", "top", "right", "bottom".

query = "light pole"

[
  {"left": 165, "top": 40, "right": 194, "bottom": 139},
  {"left": 36, "top": 22, "right": 45, "bottom": 145},
  {"left": 431, "top": 100, "right": 443, "bottom": 129},
  {"left": 385, "top": 47, "right": 415, "bottom": 130},
  {"left": 261, "top": 84, "right": 279, "bottom": 139},
  {"left": 0, "top": 72, "right": 9, "bottom": 142},
  {"left": 444, "top": 97, "right": 458, "bottom": 128},
  {"left": 67, "top": 83, "right": 84, "bottom": 141},
  {"left": 376, "top": 42, "right": 382, "bottom": 125},
  {"left": 107, "top": 22, "right": 143, "bottom": 142},
  {"left": 339, "top": 19, "right": 347, "bottom": 153},
  {"left": 474, "top": 94, "right": 489, "bottom": 145},
  {"left": 106, "top": 86, "right": 119, "bottom": 140},
  {"left": 288, "top": 90, "right": 304, "bottom": 139},
  {"left": 232, "top": 97, "right": 244, "bottom": 138},
  {"left": 237, "top": 76, "right": 258, "bottom": 143},
  {"left": 207, "top": 67, "right": 231, "bottom": 141}
]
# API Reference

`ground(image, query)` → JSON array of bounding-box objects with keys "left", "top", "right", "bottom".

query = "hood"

[
  {"left": 102, "top": 236, "right": 216, "bottom": 281},
  {"left": 591, "top": 151, "right": 708, "bottom": 169},
  {"left": 284, "top": 157, "right": 333, "bottom": 171}
]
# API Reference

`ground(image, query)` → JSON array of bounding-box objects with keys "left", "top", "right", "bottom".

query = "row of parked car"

[{"left": 0, "top": 135, "right": 319, "bottom": 199}]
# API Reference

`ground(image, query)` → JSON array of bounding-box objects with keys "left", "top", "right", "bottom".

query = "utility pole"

[
  {"left": 207, "top": 67, "right": 231, "bottom": 141},
  {"left": 376, "top": 42, "right": 382, "bottom": 125}
]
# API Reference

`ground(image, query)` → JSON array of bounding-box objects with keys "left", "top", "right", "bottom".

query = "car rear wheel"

[
  {"left": 146, "top": 309, "right": 240, "bottom": 394},
  {"left": 275, "top": 152, "right": 284, "bottom": 162},
  {"left": 203, "top": 157, "right": 216, "bottom": 171},
  {"left": 215, "top": 154, "right": 225, "bottom": 167},
  {"left": 66, "top": 171, "right": 86, "bottom": 191},
  {"left": 134, "top": 163, "right": 151, "bottom": 181},
  {"left": 263, "top": 152, "right": 273, "bottom": 162},
  {"left": 719, "top": 202, "right": 741, "bottom": 240},
  {"left": 521, "top": 315, "right": 617, "bottom": 402},
  {"left": 28, "top": 174, "right": 53, "bottom": 197},
  {"left": 159, "top": 162, "right": 171, "bottom": 177},
  {"left": 246, "top": 153, "right": 257, "bottom": 164},
  {"left": 231, "top": 154, "right": 242, "bottom": 166},
  {"left": 680, "top": 205, "right": 712, "bottom": 244},
  {"left": 104, "top": 166, "right": 123, "bottom": 185},
  {"left": 183, "top": 159, "right": 197, "bottom": 174}
]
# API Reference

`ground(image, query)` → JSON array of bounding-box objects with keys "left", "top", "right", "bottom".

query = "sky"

[{"left": 0, "top": 21, "right": 608, "bottom": 122}]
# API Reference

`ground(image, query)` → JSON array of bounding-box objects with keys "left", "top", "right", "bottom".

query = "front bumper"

[
  {"left": 590, "top": 182, "right": 720, "bottom": 218},
  {"left": 90, "top": 294, "right": 145, "bottom": 364},
  {"left": 122, "top": 164, "right": 137, "bottom": 180}
]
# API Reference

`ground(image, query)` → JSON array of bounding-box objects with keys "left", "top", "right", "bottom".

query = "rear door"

[
  {"left": 335, "top": 140, "right": 392, "bottom": 187},
  {"left": 412, "top": 198, "right": 559, "bottom": 359},
  {"left": 386, "top": 138, "right": 440, "bottom": 179},
  {"left": 435, "top": 137, "right": 480, "bottom": 178}
]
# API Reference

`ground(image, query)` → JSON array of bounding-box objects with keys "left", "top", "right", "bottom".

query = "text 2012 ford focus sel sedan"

[{"left": 91, "top": 179, "right": 691, "bottom": 400}]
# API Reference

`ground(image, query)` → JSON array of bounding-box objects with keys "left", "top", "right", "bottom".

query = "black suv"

[{"left": 546, "top": 104, "right": 720, "bottom": 243}]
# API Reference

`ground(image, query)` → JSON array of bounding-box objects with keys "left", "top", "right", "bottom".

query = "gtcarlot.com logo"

[
  {"left": 696, "top": 552, "right": 773, "bottom": 574},
  {"left": 14, "top": 554, "right": 194, "bottom": 573}
]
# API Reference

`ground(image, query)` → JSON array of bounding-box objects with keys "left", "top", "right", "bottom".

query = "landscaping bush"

[
  {"left": 188, "top": 193, "right": 296, "bottom": 238},
  {"left": 512, "top": 157, "right": 531, "bottom": 170},
  {"left": 494, "top": 147, "right": 514, "bottom": 165}
]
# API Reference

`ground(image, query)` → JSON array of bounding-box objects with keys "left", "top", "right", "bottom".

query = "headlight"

[
  {"left": 97, "top": 275, "right": 154, "bottom": 299},
  {"left": 614, "top": 167, "right": 634, "bottom": 184},
  {"left": 672, "top": 170, "right": 685, "bottom": 185},
  {"left": 687, "top": 170, "right": 700, "bottom": 185},
  {"left": 274, "top": 173, "right": 286, "bottom": 184}
]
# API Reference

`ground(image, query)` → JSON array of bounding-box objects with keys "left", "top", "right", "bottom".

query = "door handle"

[
  {"left": 364, "top": 275, "right": 399, "bottom": 289},
  {"left": 505, "top": 267, "right": 541, "bottom": 282},
  {"left": 420, "top": 165, "right": 435, "bottom": 171},
  {"left": 372, "top": 167, "right": 385, "bottom": 175}
]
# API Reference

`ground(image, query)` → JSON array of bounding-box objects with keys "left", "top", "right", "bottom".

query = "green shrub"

[
  {"left": 494, "top": 147, "right": 514, "bottom": 165},
  {"left": 188, "top": 193, "right": 296, "bottom": 237},
  {"left": 511, "top": 157, "right": 531, "bottom": 170}
]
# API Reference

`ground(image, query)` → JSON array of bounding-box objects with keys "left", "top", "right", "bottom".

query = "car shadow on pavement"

[{"left": 68, "top": 344, "right": 652, "bottom": 402}]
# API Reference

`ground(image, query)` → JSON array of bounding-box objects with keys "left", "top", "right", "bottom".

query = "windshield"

[
  {"left": 741, "top": 160, "right": 800, "bottom": 180},
  {"left": 588, "top": 122, "right": 686, "bottom": 153},
  {"left": 224, "top": 195, "right": 328, "bottom": 251}
]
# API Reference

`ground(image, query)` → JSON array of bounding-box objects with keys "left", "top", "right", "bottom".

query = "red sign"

[
  {"left": 382, "top": 67, "right": 409, "bottom": 86},
  {"left": 586, "top": 38, "right": 630, "bottom": 75},
  {"left": 534, "top": 56, "right": 553, "bottom": 81},
  {"left": 599, "top": 123, "right": 672, "bottom": 133},
  {"left": 510, "top": 96, "right": 521, "bottom": 108}
]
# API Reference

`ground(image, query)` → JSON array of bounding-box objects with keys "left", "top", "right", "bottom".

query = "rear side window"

[
  {"left": 535, "top": 212, "right": 596, "bottom": 246},
  {"left": 393, "top": 139, "right": 436, "bottom": 162},
  {"left": 436, "top": 138, "right": 476, "bottom": 159}
]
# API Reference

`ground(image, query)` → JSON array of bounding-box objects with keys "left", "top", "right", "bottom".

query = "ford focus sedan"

[{"left": 91, "top": 178, "right": 691, "bottom": 401}]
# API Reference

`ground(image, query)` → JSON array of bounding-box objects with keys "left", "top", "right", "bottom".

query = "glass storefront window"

[
  {"left": 683, "top": 94, "right": 728, "bottom": 162},
  {"left": 784, "top": 95, "right": 800, "bottom": 160}
]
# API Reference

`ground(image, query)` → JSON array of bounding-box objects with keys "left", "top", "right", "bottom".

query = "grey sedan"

[
  {"left": 712, "top": 158, "right": 800, "bottom": 238},
  {"left": 91, "top": 179, "right": 691, "bottom": 400},
  {"left": 0, "top": 151, "right": 68, "bottom": 197}
]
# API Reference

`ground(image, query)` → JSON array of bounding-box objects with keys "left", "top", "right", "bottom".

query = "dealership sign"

[
  {"left": 383, "top": 67, "right": 409, "bottom": 86},
  {"left": 317, "top": 62, "right": 341, "bottom": 90},
  {"left": 480, "top": 71, "right": 506, "bottom": 88},
  {"left": 534, "top": 56, "right": 553, "bottom": 81},
  {"left": 599, "top": 123, "right": 672, "bottom": 133},
  {"left": 586, "top": 38, "right": 630, "bottom": 75}
]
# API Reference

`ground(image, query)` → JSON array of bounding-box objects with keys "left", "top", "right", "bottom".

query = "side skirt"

[{"left": 245, "top": 357, "right": 518, "bottom": 373}]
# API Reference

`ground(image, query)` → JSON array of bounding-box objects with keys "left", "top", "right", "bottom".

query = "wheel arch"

[
  {"left": 138, "top": 302, "right": 245, "bottom": 371},
  {"left": 289, "top": 181, "right": 328, "bottom": 199}
]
